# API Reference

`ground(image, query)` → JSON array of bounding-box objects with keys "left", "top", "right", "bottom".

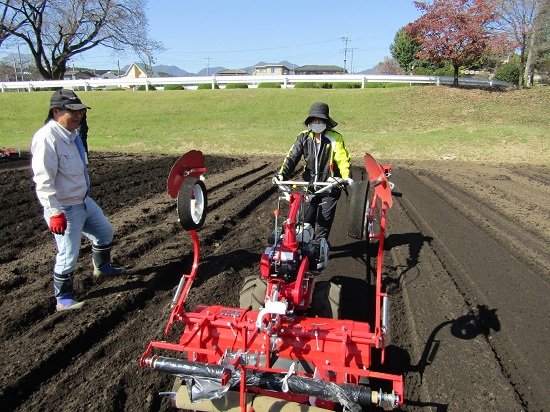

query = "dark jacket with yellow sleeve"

[{"left": 278, "top": 129, "right": 352, "bottom": 183}]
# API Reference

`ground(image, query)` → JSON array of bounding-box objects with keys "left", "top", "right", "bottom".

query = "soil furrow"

[
  {"left": 0, "top": 154, "right": 547, "bottom": 412},
  {"left": 411, "top": 170, "right": 550, "bottom": 280}
]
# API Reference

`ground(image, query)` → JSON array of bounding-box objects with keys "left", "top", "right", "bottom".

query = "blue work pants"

[{"left": 43, "top": 197, "right": 113, "bottom": 275}]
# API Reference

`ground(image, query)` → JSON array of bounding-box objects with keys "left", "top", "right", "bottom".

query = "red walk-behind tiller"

[
  {"left": 140, "top": 150, "right": 404, "bottom": 411},
  {"left": 0, "top": 148, "right": 20, "bottom": 160}
]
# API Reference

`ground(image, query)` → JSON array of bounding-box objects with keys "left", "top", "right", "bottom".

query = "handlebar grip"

[{"left": 391, "top": 191, "right": 402, "bottom": 197}]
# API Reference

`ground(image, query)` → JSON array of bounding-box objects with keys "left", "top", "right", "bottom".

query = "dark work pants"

[{"left": 304, "top": 191, "right": 341, "bottom": 240}]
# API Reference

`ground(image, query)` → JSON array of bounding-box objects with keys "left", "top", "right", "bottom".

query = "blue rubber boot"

[
  {"left": 54, "top": 273, "right": 85, "bottom": 311},
  {"left": 92, "top": 244, "right": 127, "bottom": 278}
]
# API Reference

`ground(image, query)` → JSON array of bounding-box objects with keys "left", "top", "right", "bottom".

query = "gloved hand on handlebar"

[
  {"left": 272, "top": 174, "right": 284, "bottom": 185},
  {"left": 345, "top": 178, "right": 355, "bottom": 189}
]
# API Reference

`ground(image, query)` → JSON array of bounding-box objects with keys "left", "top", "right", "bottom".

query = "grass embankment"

[{"left": 0, "top": 86, "right": 548, "bottom": 163}]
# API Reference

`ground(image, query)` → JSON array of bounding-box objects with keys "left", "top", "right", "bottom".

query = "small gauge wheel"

[{"left": 177, "top": 177, "right": 207, "bottom": 230}]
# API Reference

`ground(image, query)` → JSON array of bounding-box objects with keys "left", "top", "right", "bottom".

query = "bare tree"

[
  {"left": 493, "top": 0, "right": 545, "bottom": 87},
  {"left": 0, "top": 0, "right": 26, "bottom": 48},
  {"left": 0, "top": 50, "right": 42, "bottom": 80},
  {"left": 0, "top": 0, "right": 163, "bottom": 79},
  {"left": 524, "top": 0, "right": 550, "bottom": 85},
  {"left": 377, "top": 57, "right": 405, "bottom": 75}
]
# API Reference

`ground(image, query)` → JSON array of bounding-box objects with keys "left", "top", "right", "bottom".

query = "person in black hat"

[
  {"left": 31, "top": 89, "right": 127, "bottom": 312},
  {"left": 274, "top": 102, "right": 353, "bottom": 241},
  {"left": 77, "top": 111, "right": 89, "bottom": 162}
]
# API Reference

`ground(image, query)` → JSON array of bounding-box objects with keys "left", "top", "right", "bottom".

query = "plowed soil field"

[{"left": 0, "top": 152, "right": 548, "bottom": 412}]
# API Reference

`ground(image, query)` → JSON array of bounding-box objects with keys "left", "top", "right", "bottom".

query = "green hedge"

[
  {"left": 137, "top": 84, "right": 157, "bottom": 91},
  {"left": 225, "top": 83, "right": 249, "bottom": 89},
  {"left": 293, "top": 82, "right": 332, "bottom": 89},
  {"left": 164, "top": 84, "right": 184, "bottom": 90},
  {"left": 363, "top": 83, "right": 386, "bottom": 88},
  {"left": 332, "top": 82, "right": 362, "bottom": 89},
  {"left": 494, "top": 63, "right": 520, "bottom": 85},
  {"left": 197, "top": 83, "right": 220, "bottom": 90},
  {"left": 382, "top": 82, "right": 409, "bottom": 88},
  {"left": 293, "top": 82, "right": 317, "bottom": 88},
  {"left": 257, "top": 82, "right": 281, "bottom": 88}
]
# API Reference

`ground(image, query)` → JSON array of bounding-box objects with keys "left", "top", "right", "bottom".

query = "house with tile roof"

[{"left": 253, "top": 63, "right": 291, "bottom": 76}]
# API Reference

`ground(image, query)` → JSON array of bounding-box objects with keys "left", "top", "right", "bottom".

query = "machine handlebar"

[{"left": 274, "top": 177, "right": 347, "bottom": 196}]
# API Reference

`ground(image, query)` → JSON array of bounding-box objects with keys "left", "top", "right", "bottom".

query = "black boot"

[
  {"left": 92, "top": 243, "right": 127, "bottom": 278},
  {"left": 54, "top": 272, "right": 84, "bottom": 311}
]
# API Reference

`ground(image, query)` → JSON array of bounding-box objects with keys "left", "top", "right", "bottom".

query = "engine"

[{"left": 261, "top": 223, "right": 329, "bottom": 282}]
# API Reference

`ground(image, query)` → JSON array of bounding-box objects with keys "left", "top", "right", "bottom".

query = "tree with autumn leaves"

[{"left": 406, "top": 0, "right": 509, "bottom": 86}]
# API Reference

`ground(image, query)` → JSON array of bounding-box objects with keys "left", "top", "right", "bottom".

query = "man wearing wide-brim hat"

[
  {"left": 275, "top": 102, "right": 353, "bottom": 241},
  {"left": 31, "top": 89, "right": 127, "bottom": 312}
]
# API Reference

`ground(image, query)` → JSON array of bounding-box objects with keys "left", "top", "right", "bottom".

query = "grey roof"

[
  {"left": 295, "top": 65, "right": 346, "bottom": 72},
  {"left": 254, "top": 63, "right": 291, "bottom": 70},
  {"left": 216, "top": 68, "right": 249, "bottom": 75}
]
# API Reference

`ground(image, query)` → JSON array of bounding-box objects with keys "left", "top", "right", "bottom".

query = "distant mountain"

[
  {"left": 196, "top": 66, "right": 226, "bottom": 76},
  {"left": 357, "top": 65, "right": 379, "bottom": 75},
  {"left": 154, "top": 65, "right": 192, "bottom": 77},
  {"left": 139, "top": 60, "right": 358, "bottom": 76},
  {"left": 194, "top": 61, "right": 298, "bottom": 76}
]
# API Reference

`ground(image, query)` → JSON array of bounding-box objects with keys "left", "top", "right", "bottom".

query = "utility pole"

[
  {"left": 349, "top": 47, "right": 358, "bottom": 74},
  {"left": 17, "top": 45, "right": 24, "bottom": 81},
  {"left": 342, "top": 34, "right": 350, "bottom": 73},
  {"left": 205, "top": 56, "right": 211, "bottom": 76}
]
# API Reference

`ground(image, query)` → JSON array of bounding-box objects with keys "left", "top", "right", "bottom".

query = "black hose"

[{"left": 148, "top": 356, "right": 372, "bottom": 411}]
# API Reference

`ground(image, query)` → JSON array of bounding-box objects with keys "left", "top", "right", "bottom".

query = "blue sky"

[{"left": 74, "top": 1, "right": 422, "bottom": 74}]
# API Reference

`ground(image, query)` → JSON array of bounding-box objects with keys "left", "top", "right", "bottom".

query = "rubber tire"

[
  {"left": 239, "top": 276, "right": 267, "bottom": 310},
  {"left": 347, "top": 180, "right": 370, "bottom": 239},
  {"left": 177, "top": 177, "right": 207, "bottom": 231},
  {"left": 310, "top": 280, "right": 341, "bottom": 319}
]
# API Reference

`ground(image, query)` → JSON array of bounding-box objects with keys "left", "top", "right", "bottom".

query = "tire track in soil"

[
  {"left": 388, "top": 167, "right": 549, "bottom": 411},
  {"left": 0, "top": 156, "right": 277, "bottom": 412}
]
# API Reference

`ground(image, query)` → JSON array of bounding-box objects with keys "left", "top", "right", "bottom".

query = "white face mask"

[{"left": 310, "top": 123, "right": 326, "bottom": 134}]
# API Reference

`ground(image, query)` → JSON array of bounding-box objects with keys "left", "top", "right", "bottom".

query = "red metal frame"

[
  {"left": 260, "top": 190, "right": 313, "bottom": 312},
  {"left": 141, "top": 152, "right": 404, "bottom": 410}
]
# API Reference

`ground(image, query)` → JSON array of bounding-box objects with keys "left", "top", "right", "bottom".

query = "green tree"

[
  {"left": 0, "top": 0, "right": 164, "bottom": 80},
  {"left": 494, "top": 61, "right": 521, "bottom": 84},
  {"left": 390, "top": 27, "right": 422, "bottom": 73}
]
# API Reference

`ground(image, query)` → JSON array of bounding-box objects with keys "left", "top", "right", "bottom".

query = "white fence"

[{"left": 0, "top": 74, "right": 512, "bottom": 92}]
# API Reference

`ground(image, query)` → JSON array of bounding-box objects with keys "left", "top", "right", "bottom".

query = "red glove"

[{"left": 50, "top": 213, "right": 67, "bottom": 235}]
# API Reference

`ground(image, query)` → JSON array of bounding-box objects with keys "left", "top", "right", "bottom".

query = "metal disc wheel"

[
  {"left": 177, "top": 177, "right": 207, "bottom": 230},
  {"left": 347, "top": 180, "right": 370, "bottom": 240}
]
